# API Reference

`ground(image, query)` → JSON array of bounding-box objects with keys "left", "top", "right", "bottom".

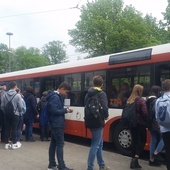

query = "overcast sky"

[{"left": 0, "top": 0, "right": 168, "bottom": 61}]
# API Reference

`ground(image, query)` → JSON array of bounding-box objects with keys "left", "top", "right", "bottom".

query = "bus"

[{"left": 0, "top": 43, "right": 170, "bottom": 156}]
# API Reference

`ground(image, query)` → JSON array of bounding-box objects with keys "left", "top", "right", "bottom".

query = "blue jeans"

[
  {"left": 87, "top": 127, "right": 105, "bottom": 170},
  {"left": 17, "top": 115, "right": 23, "bottom": 141},
  {"left": 150, "top": 130, "right": 164, "bottom": 158},
  {"left": 24, "top": 118, "right": 34, "bottom": 141},
  {"left": 48, "top": 128, "right": 66, "bottom": 169}
]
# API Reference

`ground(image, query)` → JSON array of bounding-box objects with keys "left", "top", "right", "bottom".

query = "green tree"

[
  {"left": 14, "top": 46, "right": 49, "bottom": 70},
  {"left": 42, "top": 40, "right": 67, "bottom": 64},
  {"left": 0, "top": 43, "right": 9, "bottom": 73},
  {"left": 68, "top": 0, "right": 167, "bottom": 57}
]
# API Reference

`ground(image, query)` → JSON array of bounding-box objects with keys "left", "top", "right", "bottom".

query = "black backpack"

[
  {"left": 4, "top": 93, "right": 17, "bottom": 117},
  {"left": 121, "top": 98, "right": 139, "bottom": 128},
  {"left": 84, "top": 92, "right": 103, "bottom": 128}
]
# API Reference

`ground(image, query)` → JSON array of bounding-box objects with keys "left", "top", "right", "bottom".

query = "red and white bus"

[{"left": 0, "top": 43, "right": 170, "bottom": 155}]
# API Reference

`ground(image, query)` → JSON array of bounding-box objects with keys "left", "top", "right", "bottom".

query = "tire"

[{"left": 113, "top": 123, "right": 132, "bottom": 156}]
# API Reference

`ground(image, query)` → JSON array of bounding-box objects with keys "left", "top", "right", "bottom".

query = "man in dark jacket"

[
  {"left": 47, "top": 82, "right": 73, "bottom": 170},
  {"left": 84, "top": 75, "right": 110, "bottom": 170}
]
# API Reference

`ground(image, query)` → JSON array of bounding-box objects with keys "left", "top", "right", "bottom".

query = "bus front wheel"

[{"left": 113, "top": 123, "right": 132, "bottom": 156}]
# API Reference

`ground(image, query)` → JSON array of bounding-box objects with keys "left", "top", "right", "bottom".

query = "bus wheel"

[{"left": 113, "top": 123, "right": 132, "bottom": 156}]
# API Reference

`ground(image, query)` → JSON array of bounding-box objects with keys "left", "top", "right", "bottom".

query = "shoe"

[
  {"left": 17, "top": 141, "right": 22, "bottom": 147},
  {"left": 149, "top": 160, "right": 161, "bottom": 166},
  {"left": 99, "top": 166, "right": 111, "bottom": 170},
  {"left": 153, "top": 153, "right": 165, "bottom": 162},
  {"left": 5, "top": 143, "right": 12, "bottom": 150},
  {"left": 47, "top": 166, "right": 58, "bottom": 170},
  {"left": 58, "top": 167, "right": 74, "bottom": 170},
  {"left": 12, "top": 143, "right": 21, "bottom": 149},
  {"left": 130, "top": 158, "right": 142, "bottom": 169}
]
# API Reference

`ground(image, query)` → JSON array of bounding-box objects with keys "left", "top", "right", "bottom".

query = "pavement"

[{"left": 0, "top": 134, "right": 167, "bottom": 170}]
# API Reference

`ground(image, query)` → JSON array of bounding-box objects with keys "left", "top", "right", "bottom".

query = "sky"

[{"left": 0, "top": 0, "right": 168, "bottom": 61}]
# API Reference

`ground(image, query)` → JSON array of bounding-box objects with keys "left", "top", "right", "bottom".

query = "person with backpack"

[
  {"left": 1, "top": 81, "right": 22, "bottom": 149},
  {"left": 155, "top": 79, "right": 170, "bottom": 170},
  {"left": 84, "top": 75, "right": 110, "bottom": 170},
  {"left": 0, "top": 82, "right": 7, "bottom": 143},
  {"left": 24, "top": 86, "right": 39, "bottom": 142},
  {"left": 146, "top": 85, "right": 164, "bottom": 166},
  {"left": 47, "top": 82, "right": 74, "bottom": 170},
  {"left": 127, "top": 84, "right": 148, "bottom": 169},
  {"left": 38, "top": 91, "right": 50, "bottom": 141}
]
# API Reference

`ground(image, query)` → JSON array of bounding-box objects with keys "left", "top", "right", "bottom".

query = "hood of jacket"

[
  {"left": 6, "top": 89, "right": 17, "bottom": 100},
  {"left": 87, "top": 87, "right": 102, "bottom": 98},
  {"left": 46, "top": 90, "right": 56, "bottom": 101}
]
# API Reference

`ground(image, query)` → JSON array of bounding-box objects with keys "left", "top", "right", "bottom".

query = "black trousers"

[
  {"left": 0, "top": 110, "right": 5, "bottom": 142},
  {"left": 131, "top": 124, "right": 146, "bottom": 157},
  {"left": 162, "top": 131, "right": 170, "bottom": 170}
]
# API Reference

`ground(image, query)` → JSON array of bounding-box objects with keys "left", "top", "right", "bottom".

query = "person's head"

[
  {"left": 9, "top": 81, "right": 17, "bottom": 90},
  {"left": 26, "top": 86, "right": 34, "bottom": 94},
  {"left": 0, "top": 82, "right": 7, "bottom": 90},
  {"left": 149, "top": 85, "right": 161, "bottom": 97},
  {"left": 162, "top": 79, "right": 170, "bottom": 92},
  {"left": 42, "top": 91, "right": 47, "bottom": 96},
  {"left": 93, "top": 75, "right": 104, "bottom": 88},
  {"left": 57, "top": 82, "right": 71, "bottom": 97}
]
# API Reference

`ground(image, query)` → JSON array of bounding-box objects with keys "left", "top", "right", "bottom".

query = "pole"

[{"left": 6, "top": 32, "right": 13, "bottom": 72}]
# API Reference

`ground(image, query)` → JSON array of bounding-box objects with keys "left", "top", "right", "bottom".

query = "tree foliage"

[
  {"left": 42, "top": 40, "right": 67, "bottom": 64},
  {"left": 68, "top": 0, "right": 168, "bottom": 57}
]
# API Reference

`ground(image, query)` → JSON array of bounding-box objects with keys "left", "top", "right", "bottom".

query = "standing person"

[
  {"left": 84, "top": 75, "right": 110, "bottom": 170},
  {"left": 47, "top": 82, "right": 74, "bottom": 170},
  {"left": 1, "top": 81, "right": 22, "bottom": 149},
  {"left": 146, "top": 86, "right": 164, "bottom": 166},
  {"left": 155, "top": 79, "right": 170, "bottom": 170},
  {"left": 127, "top": 84, "right": 148, "bottom": 169},
  {"left": 24, "top": 86, "right": 39, "bottom": 142},
  {"left": 0, "top": 82, "right": 7, "bottom": 143},
  {"left": 38, "top": 91, "right": 50, "bottom": 141},
  {"left": 16, "top": 88, "right": 26, "bottom": 145}
]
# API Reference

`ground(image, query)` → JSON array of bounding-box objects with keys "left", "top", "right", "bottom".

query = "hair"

[
  {"left": 26, "top": 86, "right": 34, "bottom": 93},
  {"left": 93, "top": 75, "right": 103, "bottom": 87},
  {"left": 58, "top": 82, "right": 71, "bottom": 91},
  {"left": 42, "top": 91, "right": 48, "bottom": 96},
  {"left": 127, "top": 84, "right": 143, "bottom": 104},
  {"left": 16, "top": 88, "right": 20, "bottom": 93},
  {"left": 9, "top": 81, "right": 17, "bottom": 89},
  {"left": 162, "top": 79, "right": 170, "bottom": 92},
  {"left": 149, "top": 85, "right": 161, "bottom": 97}
]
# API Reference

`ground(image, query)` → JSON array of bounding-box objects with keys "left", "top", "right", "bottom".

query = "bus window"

[{"left": 108, "top": 65, "right": 151, "bottom": 108}]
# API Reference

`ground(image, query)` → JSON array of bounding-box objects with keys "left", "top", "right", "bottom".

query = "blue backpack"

[{"left": 40, "top": 102, "right": 50, "bottom": 126}]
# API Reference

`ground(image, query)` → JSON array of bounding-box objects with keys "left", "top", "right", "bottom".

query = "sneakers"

[
  {"left": 17, "top": 141, "right": 22, "bottom": 147},
  {"left": 153, "top": 153, "right": 165, "bottom": 162},
  {"left": 12, "top": 143, "right": 21, "bottom": 149},
  {"left": 5, "top": 143, "right": 12, "bottom": 150},
  {"left": 47, "top": 166, "right": 58, "bottom": 170},
  {"left": 149, "top": 160, "right": 161, "bottom": 166},
  {"left": 99, "top": 166, "right": 111, "bottom": 170}
]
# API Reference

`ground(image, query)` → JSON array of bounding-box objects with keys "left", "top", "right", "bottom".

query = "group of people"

[{"left": 0, "top": 77, "right": 170, "bottom": 170}]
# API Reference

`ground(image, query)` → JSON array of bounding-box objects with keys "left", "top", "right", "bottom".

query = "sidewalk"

[{"left": 0, "top": 134, "right": 166, "bottom": 170}]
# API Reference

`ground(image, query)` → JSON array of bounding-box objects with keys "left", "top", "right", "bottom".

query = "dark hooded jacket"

[
  {"left": 46, "top": 90, "right": 67, "bottom": 128},
  {"left": 24, "top": 92, "right": 38, "bottom": 119},
  {"left": 84, "top": 87, "right": 109, "bottom": 128}
]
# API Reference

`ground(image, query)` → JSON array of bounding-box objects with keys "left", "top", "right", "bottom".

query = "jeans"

[
  {"left": 4, "top": 114, "right": 19, "bottom": 144},
  {"left": 24, "top": 118, "right": 34, "bottom": 141},
  {"left": 48, "top": 128, "right": 65, "bottom": 169},
  {"left": 150, "top": 130, "right": 164, "bottom": 158},
  {"left": 17, "top": 115, "right": 23, "bottom": 141},
  {"left": 87, "top": 127, "right": 105, "bottom": 170}
]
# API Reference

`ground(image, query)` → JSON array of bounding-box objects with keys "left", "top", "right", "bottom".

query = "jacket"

[
  {"left": 84, "top": 87, "right": 109, "bottom": 128},
  {"left": 135, "top": 97, "right": 148, "bottom": 126},
  {"left": 46, "top": 90, "right": 67, "bottom": 129},
  {"left": 24, "top": 92, "right": 38, "bottom": 119},
  {"left": 1, "top": 89, "right": 22, "bottom": 116}
]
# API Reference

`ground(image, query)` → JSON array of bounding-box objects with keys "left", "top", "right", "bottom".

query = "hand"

[
  {"left": 67, "top": 108, "right": 73, "bottom": 113},
  {"left": 36, "top": 114, "right": 39, "bottom": 119}
]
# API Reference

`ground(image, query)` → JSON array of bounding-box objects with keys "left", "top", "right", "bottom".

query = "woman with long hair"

[{"left": 127, "top": 84, "right": 148, "bottom": 169}]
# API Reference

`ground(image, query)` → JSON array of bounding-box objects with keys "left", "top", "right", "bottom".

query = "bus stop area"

[{"left": 0, "top": 134, "right": 166, "bottom": 170}]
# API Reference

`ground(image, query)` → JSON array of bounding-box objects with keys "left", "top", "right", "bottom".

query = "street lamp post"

[{"left": 6, "top": 32, "right": 13, "bottom": 72}]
